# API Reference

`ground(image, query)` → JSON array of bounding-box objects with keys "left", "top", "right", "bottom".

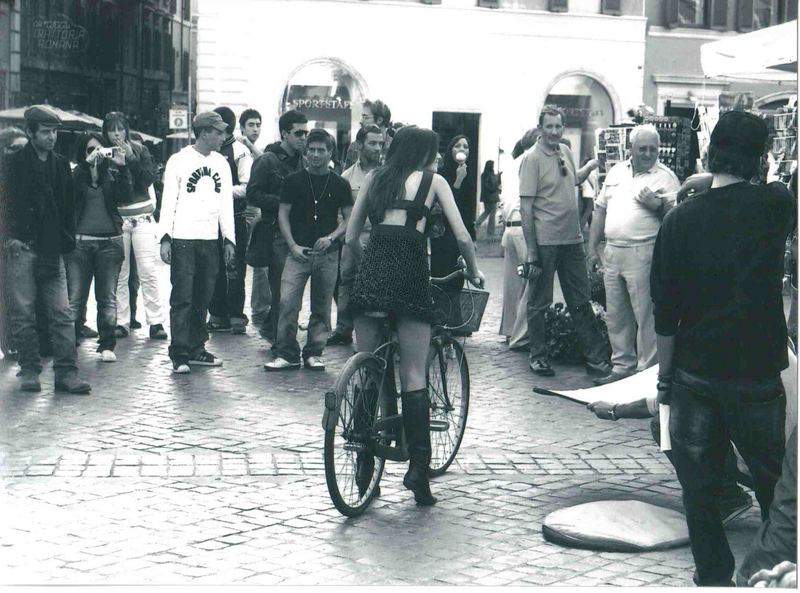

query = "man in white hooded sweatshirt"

[{"left": 159, "top": 111, "right": 235, "bottom": 373}]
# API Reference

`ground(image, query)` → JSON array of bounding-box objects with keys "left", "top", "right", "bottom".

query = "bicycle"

[{"left": 322, "top": 266, "right": 488, "bottom": 517}]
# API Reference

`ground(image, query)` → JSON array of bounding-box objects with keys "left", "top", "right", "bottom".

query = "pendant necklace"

[{"left": 307, "top": 170, "right": 331, "bottom": 222}]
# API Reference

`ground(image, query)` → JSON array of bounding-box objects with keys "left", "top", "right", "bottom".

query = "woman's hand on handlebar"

[{"left": 468, "top": 270, "right": 486, "bottom": 289}]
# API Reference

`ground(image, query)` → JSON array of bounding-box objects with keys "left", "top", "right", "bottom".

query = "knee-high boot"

[{"left": 402, "top": 388, "right": 437, "bottom": 506}]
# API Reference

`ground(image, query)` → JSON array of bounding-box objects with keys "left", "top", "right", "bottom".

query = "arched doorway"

[
  {"left": 544, "top": 74, "right": 615, "bottom": 165},
  {"left": 280, "top": 58, "right": 367, "bottom": 165}
]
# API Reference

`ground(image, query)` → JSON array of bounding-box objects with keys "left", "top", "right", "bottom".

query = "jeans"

[
  {"left": 261, "top": 234, "right": 290, "bottom": 342},
  {"left": 5, "top": 247, "right": 77, "bottom": 379},
  {"left": 116, "top": 215, "right": 165, "bottom": 328},
  {"left": 603, "top": 243, "right": 657, "bottom": 375},
  {"left": 527, "top": 242, "right": 608, "bottom": 364},
  {"left": 209, "top": 215, "right": 249, "bottom": 322},
  {"left": 475, "top": 202, "right": 499, "bottom": 236},
  {"left": 500, "top": 227, "right": 530, "bottom": 349},
  {"left": 274, "top": 249, "right": 339, "bottom": 363},
  {"left": 669, "top": 368, "right": 786, "bottom": 586},
  {"left": 334, "top": 231, "right": 369, "bottom": 337},
  {"left": 250, "top": 267, "right": 271, "bottom": 326},
  {"left": 167, "top": 239, "right": 219, "bottom": 363},
  {"left": 65, "top": 237, "right": 124, "bottom": 351}
]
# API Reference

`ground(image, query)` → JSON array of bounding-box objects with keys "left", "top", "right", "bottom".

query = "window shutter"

[
  {"left": 738, "top": 0, "right": 754, "bottom": 30},
  {"left": 709, "top": 0, "right": 729, "bottom": 29},
  {"left": 477, "top": 0, "right": 500, "bottom": 7},
  {"left": 601, "top": 0, "right": 622, "bottom": 15},
  {"left": 549, "top": 0, "right": 569, "bottom": 12},
  {"left": 665, "top": 0, "right": 680, "bottom": 27}
]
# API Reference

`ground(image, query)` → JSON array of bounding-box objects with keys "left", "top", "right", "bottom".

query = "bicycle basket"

[{"left": 431, "top": 286, "right": 489, "bottom": 332}]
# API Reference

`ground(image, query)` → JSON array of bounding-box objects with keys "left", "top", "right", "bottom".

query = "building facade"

[
  {"left": 0, "top": 0, "right": 196, "bottom": 138},
  {"left": 196, "top": 0, "right": 648, "bottom": 174}
]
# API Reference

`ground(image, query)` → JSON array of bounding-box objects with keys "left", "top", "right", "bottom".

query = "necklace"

[{"left": 306, "top": 170, "right": 331, "bottom": 222}]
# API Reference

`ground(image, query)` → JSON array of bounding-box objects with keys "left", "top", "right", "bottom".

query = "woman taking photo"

[
  {"left": 346, "top": 126, "right": 484, "bottom": 506},
  {"left": 430, "top": 134, "right": 477, "bottom": 290},
  {"left": 66, "top": 132, "right": 131, "bottom": 362},
  {"left": 102, "top": 111, "right": 167, "bottom": 340}
]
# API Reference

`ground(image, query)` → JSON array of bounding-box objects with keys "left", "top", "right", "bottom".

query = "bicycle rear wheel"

[
  {"left": 427, "top": 336, "right": 470, "bottom": 477},
  {"left": 324, "top": 354, "right": 386, "bottom": 517}
]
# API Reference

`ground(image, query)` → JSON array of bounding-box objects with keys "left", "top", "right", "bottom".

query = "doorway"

[{"left": 432, "top": 111, "right": 481, "bottom": 192}]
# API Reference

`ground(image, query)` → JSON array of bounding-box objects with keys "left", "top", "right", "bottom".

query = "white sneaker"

[
  {"left": 264, "top": 357, "right": 301, "bottom": 372},
  {"left": 304, "top": 356, "right": 325, "bottom": 371},
  {"left": 100, "top": 350, "right": 117, "bottom": 363}
]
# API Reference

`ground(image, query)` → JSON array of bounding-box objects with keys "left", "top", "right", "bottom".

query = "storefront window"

[
  {"left": 281, "top": 59, "right": 366, "bottom": 165},
  {"left": 678, "top": 0, "right": 706, "bottom": 26},
  {"left": 544, "top": 74, "right": 614, "bottom": 165}
]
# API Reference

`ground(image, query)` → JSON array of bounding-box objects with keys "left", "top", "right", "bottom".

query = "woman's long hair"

[
  {"left": 481, "top": 160, "right": 495, "bottom": 179},
  {"left": 101, "top": 111, "right": 130, "bottom": 145},
  {"left": 366, "top": 125, "right": 439, "bottom": 223}
]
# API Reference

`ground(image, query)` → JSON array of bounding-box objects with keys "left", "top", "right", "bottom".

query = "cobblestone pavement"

[{"left": 0, "top": 255, "right": 763, "bottom": 586}]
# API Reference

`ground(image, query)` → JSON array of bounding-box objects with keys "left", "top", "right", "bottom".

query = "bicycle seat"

[{"left": 364, "top": 310, "right": 389, "bottom": 319}]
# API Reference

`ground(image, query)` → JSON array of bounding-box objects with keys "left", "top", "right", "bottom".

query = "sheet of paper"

[{"left": 659, "top": 404, "right": 671, "bottom": 452}]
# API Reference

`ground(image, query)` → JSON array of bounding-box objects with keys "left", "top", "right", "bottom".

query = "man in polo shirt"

[
  {"left": 587, "top": 124, "right": 680, "bottom": 386},
  {"left": 265, "top": 129, "right": 352, "bottom": 372},
  {"left": 327, "top": 124, "right": 384, "bottom": 346},
  {"left": 0, "top": 106, "right": 91, "bottom": 393},
  {"left": 519, "top": 105, "right": 610, "bottom": 378}
]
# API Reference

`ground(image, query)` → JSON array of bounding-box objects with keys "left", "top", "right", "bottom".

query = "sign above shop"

[{"left": 292, "top": 98, "right": 352, "bottom": 110}]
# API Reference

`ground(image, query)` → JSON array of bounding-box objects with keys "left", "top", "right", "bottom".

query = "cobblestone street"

[{"left": 0, "top": 255, "right": 763, "bottom": 586}]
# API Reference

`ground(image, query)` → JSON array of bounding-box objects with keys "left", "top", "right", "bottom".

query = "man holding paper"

[{"left": 650, "top": 111, "right": 796, "bottom": 587}]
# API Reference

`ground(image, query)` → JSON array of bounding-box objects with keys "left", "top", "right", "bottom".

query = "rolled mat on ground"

[{"left": 542, "top": 500, "right": 690, "bottom": 552}]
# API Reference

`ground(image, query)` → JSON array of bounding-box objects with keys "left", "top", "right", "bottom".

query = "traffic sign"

[{"left": 169, "top": 108, "right": 188, "bottom": 130}]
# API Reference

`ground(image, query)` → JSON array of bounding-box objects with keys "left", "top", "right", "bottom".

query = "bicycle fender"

[{"left": 322, "top": 391, "right": 338, "bottom": 430}]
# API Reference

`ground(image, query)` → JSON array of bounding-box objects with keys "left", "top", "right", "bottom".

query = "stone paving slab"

[{"left": 0, "top": 256, "right": 764, "bottom": 585}]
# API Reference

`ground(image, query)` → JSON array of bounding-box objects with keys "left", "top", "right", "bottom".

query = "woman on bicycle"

[{"left": 346, "top": 125, "right": 484, "bottom": 506}]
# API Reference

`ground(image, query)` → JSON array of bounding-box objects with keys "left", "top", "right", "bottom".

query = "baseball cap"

[
  {"left": 192, "top": 111, "right": 228, "bottom": 132},
  {"left": 24, "top": 105, "right": 62, "bottom": 126},
  {"left": 710, "top": 110, "right": 768, "bottom": 157}
]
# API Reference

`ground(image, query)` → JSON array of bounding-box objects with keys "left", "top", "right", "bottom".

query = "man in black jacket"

[
  {"left": 245, "top": 110, "right": 307, "bottom": 343},
  {"left": 0, "top": 106, "right": 91, "bottom": 394}
]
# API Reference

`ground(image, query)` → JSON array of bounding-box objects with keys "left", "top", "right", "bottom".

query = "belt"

[
  {"left": 505, "top": 221, "right": 522, "bottom": 227},
  {"left": 76, "top": 234, "right": 121, "bottom": 241}
]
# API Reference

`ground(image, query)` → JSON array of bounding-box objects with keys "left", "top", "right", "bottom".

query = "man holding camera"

[
  {"left": 518, "top": 106, "right": 609, "bottom": 378},
  {"left": 265, "top": 129, "right": 352, "bottom": 372},
  {"left": 0, "top": 106, "right": 91, "bottom": 393}
]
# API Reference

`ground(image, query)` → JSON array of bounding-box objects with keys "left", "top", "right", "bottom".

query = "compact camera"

[{"left": 96, "top": 147, "right": 118, "bottom": 158}]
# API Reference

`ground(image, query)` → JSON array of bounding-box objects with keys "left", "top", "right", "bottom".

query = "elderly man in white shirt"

[{"left": 588, "top": 124, "right": 680, "bottom": 385}]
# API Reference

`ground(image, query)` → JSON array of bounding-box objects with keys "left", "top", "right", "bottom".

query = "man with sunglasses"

[
  {"left": 246, "top": 110, "right": 308, "bottom": 345},
  {"left": 519, "top": 105, "right": 609, "bottom": 378},
  {"left": 587, "top": 124, "right": 680, "bottom": 386}
]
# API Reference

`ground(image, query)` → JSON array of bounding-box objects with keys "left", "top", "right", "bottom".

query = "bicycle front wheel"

[
  {"left": 324, "top": 353, "right": 386, "bottom": 517},
  {"left": 427, "top": 336, "right": 470, "bottom": 477}
]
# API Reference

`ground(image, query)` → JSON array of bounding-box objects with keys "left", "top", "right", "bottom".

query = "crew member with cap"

[
  {"left": 0, "top": 105, "right": 91, "bottom": 393},
  {"left": 159, "top": 111, "right": 235, "bottom": 374},
  {"left": 651, "top": 110, "right": 796, "bottom": 586}
]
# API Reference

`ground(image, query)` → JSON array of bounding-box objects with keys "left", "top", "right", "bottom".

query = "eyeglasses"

[{"left": 291, "top": 130, "right": 308, "bottom": 138}]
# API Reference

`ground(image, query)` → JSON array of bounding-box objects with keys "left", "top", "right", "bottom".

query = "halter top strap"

[{"left": 390, "top": 170, "right": 434, "bottom": 229}]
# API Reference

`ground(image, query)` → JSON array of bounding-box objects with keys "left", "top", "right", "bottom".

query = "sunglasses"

[
  {"left": 291, "top": 130, "right": 308, "bottom": 138},
  {"left": 104, "top": 111, "right": 125, "bottom": 119},
  {"left": 556, "top": 154, "right": 568, "bottom": 177}
]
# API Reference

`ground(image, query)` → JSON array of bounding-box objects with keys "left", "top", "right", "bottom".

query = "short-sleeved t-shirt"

[
  {"left": 281, "top": 169, "right": 353, "bottom": 248},
  {"left": 518, "top": 142, "right": 582, "bottom": 245}
]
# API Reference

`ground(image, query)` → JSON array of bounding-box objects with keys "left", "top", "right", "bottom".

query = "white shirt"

[
  {"left": 596, "top": 159, "right": 680, "bottom": 246},
  {"left": 159, "top": 145, "right": 235, "bottom": 243},
  {"left": 231, "top": 141, "right": 252, "bottom": 199}
]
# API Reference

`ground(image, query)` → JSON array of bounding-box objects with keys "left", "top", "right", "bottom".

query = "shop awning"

[
  {"left": 67, "top": 111, "right": 163, "bottom": 145},
  {"left": 701, "top": 20, "right": 797, "bottom": 82},
  {"left": 0, "top": 105, "right": 97, "bottom": 130}
]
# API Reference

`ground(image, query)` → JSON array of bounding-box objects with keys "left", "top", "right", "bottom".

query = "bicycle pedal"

[
  {"left": 429, "top": 419, "right": 450, "bottom": 432},
  {"left": 343, "top": 442, "right": 367, "bottom": 453}
]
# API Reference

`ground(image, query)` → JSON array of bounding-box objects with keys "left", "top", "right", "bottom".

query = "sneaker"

[
  {"left": 78, "top": 325, "right": 99, "bottom": 338},
  {"left": 19, "top": 371, "right": 41, "bottom": 392},
  {"left": 188, "top": 350, "right": 222, "bottom": 366},
  {"left": 129, "top": 319, "right": 142, "bottom": 330},
  {"left": 172, "top": 360, "right": 191, "bottom": 374},
  {"left": 529, "top": 359, "right": 555, "bottom": 377},
  {"left": 585, "top": 360, "right": 612, "bottom": 377},
  {"left": 592, "top": 371, "right": 633, "bottom": 386},
  {"left": 114, "top": 325, "right": 129, "bottom": 338},
  {"left": 326, "top": 332, "right": 353, "bottom": 346},
  {"left": 230, "top": 318, "right": 247, "bottom": 335},
  {"left": 264, "top": 357, "right": 301, "bottom": 372},
  {"left": 304, "top": 356, "right": 326, "bottom": 371},
  {"left": 100, "top": 350, "right": 117, "bottom": 363},
  {"left": 149, "top": 324, "right": 168, "bottom": 340},
  {"left": 721, "top": 496, "right": 753, "bottom": 526},
  {"left": 206, "top": 319, "right": 231, "bottom": 332},
  {"left": 54, "top": 373, "right": 91, "bottom": 394}
]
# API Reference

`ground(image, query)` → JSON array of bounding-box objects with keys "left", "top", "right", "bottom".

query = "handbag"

[{"left": 246, "top": 219, "right": 275, "bottom": 267}]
